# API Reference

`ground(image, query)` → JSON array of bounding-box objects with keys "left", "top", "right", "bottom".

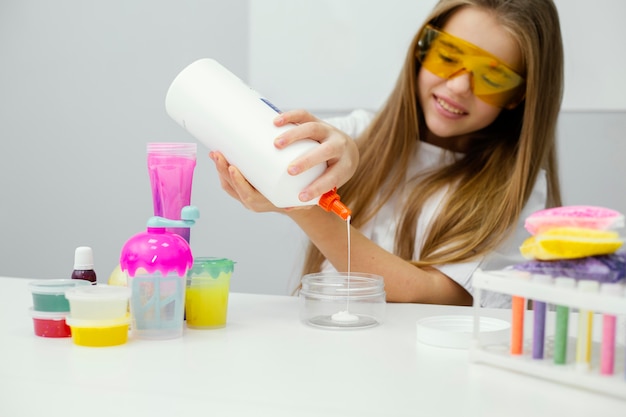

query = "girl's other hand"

[{"left": 209, "top": 151, "right": 282, "bottom": 213}]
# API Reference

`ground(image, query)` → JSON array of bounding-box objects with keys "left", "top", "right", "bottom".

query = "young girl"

[{"left": 210, "top": 0, "right": 564, "bottom": 307}]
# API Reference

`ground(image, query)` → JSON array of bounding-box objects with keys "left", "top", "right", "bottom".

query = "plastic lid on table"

[{"left": 416, "top": 315, "right": 510, "bottom": 349}]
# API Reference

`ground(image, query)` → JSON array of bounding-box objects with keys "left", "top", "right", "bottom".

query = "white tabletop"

[{"left": 0, "top": 276, "right": 624, "bottom": 416}]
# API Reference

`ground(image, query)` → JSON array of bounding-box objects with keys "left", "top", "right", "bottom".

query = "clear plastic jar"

[{"left": 299, "top": 272, "right": 385, "bottom": 329}]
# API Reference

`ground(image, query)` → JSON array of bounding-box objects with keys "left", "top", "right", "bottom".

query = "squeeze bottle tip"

[{"left": 318, "top": 188, "right": 352, "bottom": 221}]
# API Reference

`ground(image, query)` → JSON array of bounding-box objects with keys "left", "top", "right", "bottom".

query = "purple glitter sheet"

[{"left": 510, "top": 251, "right": 626, "bottom": 283}]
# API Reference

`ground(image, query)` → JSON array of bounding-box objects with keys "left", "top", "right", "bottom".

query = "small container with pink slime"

[{"left": 120, "top": 206, "right": 198, "bottom": 340}]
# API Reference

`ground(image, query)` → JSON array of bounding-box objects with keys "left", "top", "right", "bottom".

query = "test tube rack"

[{"left": 471, "top": 269, "right": 626, "bottom": 400}]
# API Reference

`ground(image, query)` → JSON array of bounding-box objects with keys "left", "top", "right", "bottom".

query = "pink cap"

[{"left": 119, "top": 227, "right": 193, "bottom": 278}]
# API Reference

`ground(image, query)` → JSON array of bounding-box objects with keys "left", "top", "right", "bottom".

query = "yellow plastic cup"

[{"left": 185, "top": 258, "right": 235, "bottom": 329}]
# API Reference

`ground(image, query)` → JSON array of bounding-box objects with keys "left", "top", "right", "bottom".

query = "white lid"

[
  {"left": 416, "top": 315, "right": 510, "bottom": 349},
  {"left": 66, "top": 314, "right": 130, "bottom": 328},
  {"left": 28, "top": 278, "right": 91, "bottom": 294},
  {"left": 64, "top": 284, "right": 130, "bottom": 301},
  {"left": 29, "top": 307, "right": 67, "bottom": 320},
  {"left": 74, "top": 246, "right": 94, "bottom": 270}
]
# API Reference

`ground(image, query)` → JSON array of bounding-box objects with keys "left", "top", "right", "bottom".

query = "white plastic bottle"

[{"left": 165, "top": 58, "right": 349, "bottom": 219}]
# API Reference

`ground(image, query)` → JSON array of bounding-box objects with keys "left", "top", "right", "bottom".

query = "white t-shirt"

[{"left": 323, "top": 110, "right": 547, "bottom": 307}]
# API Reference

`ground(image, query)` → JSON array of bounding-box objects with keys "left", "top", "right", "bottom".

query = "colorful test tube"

[
  {"left": 509, "top": 272, "right": 531, "bottom": 355},
  {"left": 576, "top": 280, "right": 599, "bottom": 372},
  {"left": 553, "top": 277, "right": 576, "bottom": 365},
  {"left": 511, "top": 295, "right": 526, "bottom": 355},
  {"left": 531, "top": 274, "right": 553, "bottom": 359},
  {"left": 600, "top": 283, "right": 623, "bottom": 376}
]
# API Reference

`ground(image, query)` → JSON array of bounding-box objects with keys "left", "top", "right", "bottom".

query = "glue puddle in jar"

[{"left": 331, "top": 215, "right": 358, "bottom": 323}]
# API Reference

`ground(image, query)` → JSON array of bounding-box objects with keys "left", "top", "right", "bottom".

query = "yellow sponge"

[{"left": 520, "top": 227, "right": 623, "bottom": 260}]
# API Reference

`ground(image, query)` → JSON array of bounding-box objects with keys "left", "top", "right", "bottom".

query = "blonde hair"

[{"left": 303, "top": 0, "right": 563, "bottom": 274}]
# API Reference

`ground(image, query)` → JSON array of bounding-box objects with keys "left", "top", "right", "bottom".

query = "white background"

[{"left": 1, "top": 0, "right": 625, "bottom": 295}]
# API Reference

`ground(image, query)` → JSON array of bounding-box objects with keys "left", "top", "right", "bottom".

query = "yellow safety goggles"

[{"left": 416, "top": 25, "right": 525, "bottom": 109}]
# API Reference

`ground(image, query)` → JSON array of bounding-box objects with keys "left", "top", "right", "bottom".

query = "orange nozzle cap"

[{"left": 318, "top": 188, "right": 352, "bottom": 221}]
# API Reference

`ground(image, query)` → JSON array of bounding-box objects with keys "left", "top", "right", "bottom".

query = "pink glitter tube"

[{"left": 147, "top": 143, "right": 197, "bottom": 243}]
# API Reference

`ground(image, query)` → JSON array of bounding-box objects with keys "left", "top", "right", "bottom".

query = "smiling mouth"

[{"left": 436, "top": 97, "right": 466, "bottom": 115}]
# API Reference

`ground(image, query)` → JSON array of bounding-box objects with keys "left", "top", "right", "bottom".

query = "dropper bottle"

[
  {"left": 71, "top": 246, "right": 97, "bottom": 284},
  {"left": 317, "top": 188, "right": 351, "bottom": 221}
]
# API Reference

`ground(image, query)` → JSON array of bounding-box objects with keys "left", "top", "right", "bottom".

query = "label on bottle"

[{"left": 260, "top": 98, "right": 281, "bottom": 114}]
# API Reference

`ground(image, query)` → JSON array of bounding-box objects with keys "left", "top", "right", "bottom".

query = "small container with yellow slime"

[
  {"left": 185, "top": 257, "right": 235, "bottom": 329},
  {"left": 66, "top": 315, "right": 130, "bottom": 347}
]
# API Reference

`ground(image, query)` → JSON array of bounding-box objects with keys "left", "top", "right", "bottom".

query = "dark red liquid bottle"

[{"left": 71, "top": 246, "right": 97, "bottom": 284}]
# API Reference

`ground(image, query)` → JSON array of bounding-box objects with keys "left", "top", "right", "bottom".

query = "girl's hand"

[{"left": 273, "top": 109, "right": 359, "bottom": 202}]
